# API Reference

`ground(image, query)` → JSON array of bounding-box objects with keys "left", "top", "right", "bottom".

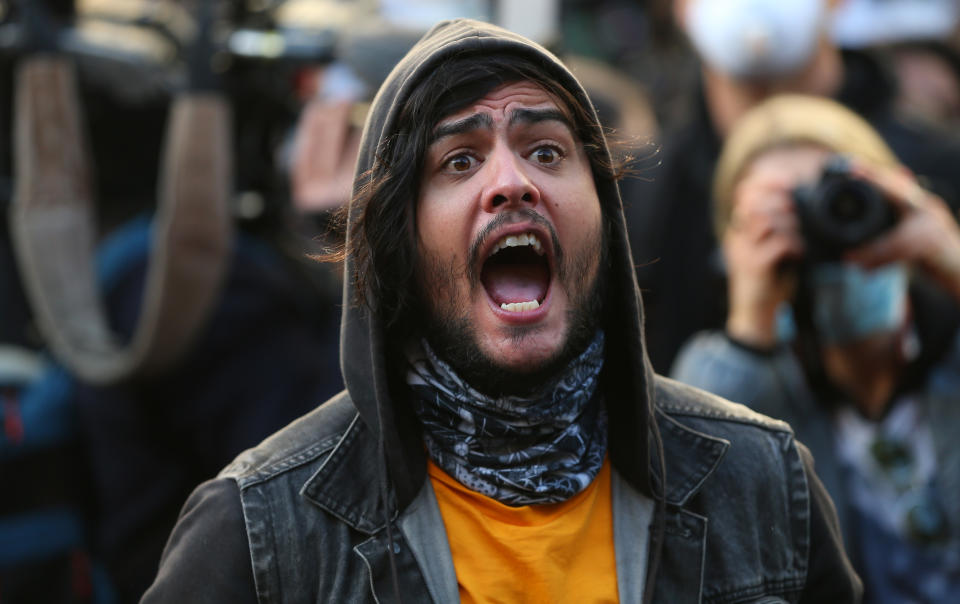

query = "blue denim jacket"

[{"left": 142, "top": 377, "right": 859, "bottom": 603}]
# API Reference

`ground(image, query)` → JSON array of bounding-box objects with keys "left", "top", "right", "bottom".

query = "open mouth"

[{"left": 480, "top": 231, "right": 552, "bottom": 313}]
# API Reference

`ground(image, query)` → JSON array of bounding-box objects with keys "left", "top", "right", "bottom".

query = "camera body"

[{"left": 792, "top": 155, "right": 897, "bottom": 262}]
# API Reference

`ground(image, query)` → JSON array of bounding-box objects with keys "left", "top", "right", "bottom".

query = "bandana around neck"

[{"left": 406, "top": 331, "right": 608, "bottom": 506}]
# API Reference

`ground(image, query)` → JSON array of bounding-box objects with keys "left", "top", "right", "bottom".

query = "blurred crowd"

[{"left": 2, "top": 0, "right": 959, "bottom": 602}]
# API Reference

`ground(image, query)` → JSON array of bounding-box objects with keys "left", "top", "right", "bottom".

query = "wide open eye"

[
  {"left": 444, "top": 154, "right": 476, "bottom": 172},
  {"left": 531, "top": 145, "right": 562, "bottom": 165}
]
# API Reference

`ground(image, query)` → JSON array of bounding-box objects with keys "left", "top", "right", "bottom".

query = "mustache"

[{"left": 467, "top": 209, "right": 564, "bottom": 274}]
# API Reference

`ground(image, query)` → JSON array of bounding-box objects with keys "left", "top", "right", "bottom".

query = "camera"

[{"left": 792, "top": 155, "right": 897, "bottom": 260}]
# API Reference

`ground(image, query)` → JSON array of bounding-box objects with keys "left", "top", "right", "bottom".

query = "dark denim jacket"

[{"left": 145, "top": 376, "right": 856, "bottom": 604}]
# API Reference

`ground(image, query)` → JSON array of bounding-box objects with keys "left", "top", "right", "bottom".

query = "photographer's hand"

[
  {"left": 724, "top": 171, "right": 805, "bottom": 348},
  {"left": 845, "top": 162, "right": 960, "bottom": 303}
]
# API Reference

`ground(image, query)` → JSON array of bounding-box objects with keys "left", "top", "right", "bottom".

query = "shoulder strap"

[{"left": 9, "top": 55, "right": 233, "bottom": 384}]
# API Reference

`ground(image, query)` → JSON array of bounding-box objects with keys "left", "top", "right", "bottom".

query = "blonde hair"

[{"left": 712, "top": 94, "right": 899, "bottom": 239}]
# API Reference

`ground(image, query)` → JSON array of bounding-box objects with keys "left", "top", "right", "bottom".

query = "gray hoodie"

[{"left": 340, "top": 18, "right": 657, "bottom": 511}]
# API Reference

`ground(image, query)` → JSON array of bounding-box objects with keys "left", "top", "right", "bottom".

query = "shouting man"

[{"left": 143, "top": 20, "right": 860, "bottom": 603}]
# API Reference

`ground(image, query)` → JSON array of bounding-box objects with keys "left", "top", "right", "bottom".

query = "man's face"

[{"left": 415, "top": 80, "right": 604, "bottom": 391}]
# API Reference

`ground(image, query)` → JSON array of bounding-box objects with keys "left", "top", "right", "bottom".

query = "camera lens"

[
  {"left": 827, "top": 190, "right": 867, "bottom": 224},
  {"left": 793, "top": 165, "right": 896, "bottom": 260},
  {"left": 811, "top": 178, "right": 890, "bottom": 249}
]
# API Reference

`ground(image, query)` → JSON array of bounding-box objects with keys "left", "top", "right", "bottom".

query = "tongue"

[{"left": 482, "top": 263, "right": 549, "bottom": 305}]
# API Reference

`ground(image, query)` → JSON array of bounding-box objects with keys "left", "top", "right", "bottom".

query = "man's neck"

[{"left": 703, "top": 37, "right": 845, "bottom": 138}]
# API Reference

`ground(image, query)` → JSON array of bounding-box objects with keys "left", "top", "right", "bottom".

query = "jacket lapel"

[
  {"left": 300, "top": 414, "right": 390, "bottom": 535},
  {"left": 653, "top": 409, "right": 730, "bottom": 506},
  {"left": 646, "top": 408, "right": 730, "bottom": 601},
  {"left": 300, "top": 414, "right": 437, "bottom": 602}
]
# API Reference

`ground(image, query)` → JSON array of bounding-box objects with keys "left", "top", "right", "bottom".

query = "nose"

[{"left": 480, "top": 146, "right": 540, "bottom": 213}]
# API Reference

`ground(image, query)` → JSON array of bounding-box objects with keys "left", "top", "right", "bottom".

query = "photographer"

[
  {"left": 672, "top": 94, "right": 960, "bottom": 602},
  {"left": 630, "top": 0, "right": 960, "bottom": 376}
]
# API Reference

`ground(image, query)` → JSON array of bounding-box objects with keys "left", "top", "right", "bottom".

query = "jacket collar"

[
  {"left": 299, "top": 401, "right": 731, "bottom": 534},
  {"left": 300, "top": 414, "right": 395, "bottom": 535},
  {"left": 651, "top": 408, "right": 730, "bottom": 507}
]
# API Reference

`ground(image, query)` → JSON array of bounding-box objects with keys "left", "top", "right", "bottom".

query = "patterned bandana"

[{"left": 406, "top": 331, "right": 608, "bottom": 506}]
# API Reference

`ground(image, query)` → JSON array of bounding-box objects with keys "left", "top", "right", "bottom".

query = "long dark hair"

[{"left": 340, "top": 52, "right": 620, "bottom": 336}]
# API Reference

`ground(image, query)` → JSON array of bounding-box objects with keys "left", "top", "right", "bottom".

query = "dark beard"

[{"left": 415, "top": 217, "right": 608, "bottom": 397}]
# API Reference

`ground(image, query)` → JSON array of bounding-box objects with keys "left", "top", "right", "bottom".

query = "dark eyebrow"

[
  {"left": 430, "top": 113, "right": 494, "bottom": 144},
  {"left": 429, "top": 107, "right": 575, "bottom": 145},
  {"left": 508, "top": 108, "right": 574, "bottom": 132}
]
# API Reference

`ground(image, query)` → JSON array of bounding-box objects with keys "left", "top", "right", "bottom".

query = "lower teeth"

[{"left": 500, "top": 300, "right": 540, "bottom": 312}]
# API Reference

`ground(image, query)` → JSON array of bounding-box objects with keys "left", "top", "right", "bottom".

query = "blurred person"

[
  {"left": 628, "top": 0, "right": 960, "bottom": 374},
  {"left": 559, "top": 0, "right": 701, "bottom": 133},
  {"left": 3, "top": 2, "right": 346, "bottom": 602},
  {"left": 142, "top": 19, "right": 859, "bottom": 603},
  {"left": 1, "top": 1, "right": 164, "bottom": 602},
  {"left": 565, "top": 53, "right": 659, "bottom": 144},
  {"left": 831, "top": 0, "right": 959, "bottom": 49},
  {"left": 831, "top": 0, "right": 960, "bottom": 130},
  {"left": 673, "top": 95, "right": 960, "bottom": 603},
  {"left": 57, "top": 97, "right": 345, "bottom": 603},
  {"left": 289, "top": 23, "right": 425, "bottom": 214},
  {"left": 289, "top": 76, "right": 364, "bottom": 217},
  {"left": 0, "top": 322, "right": 112, "bottom": 604},
  {"left": 285, "top": 61, "right": 380, "bottom": 271},
  {"left": 888, "top": 41, "right": 960, "bottom": 129},
  {"left": 565, "top": 53, "right": 662, "bottom": 223},
  {"left": 2, "top": 199, "right": 113, "bottom": 603},
  {"left": 59, "top": 217, "right": 344, "bottom": 604}
]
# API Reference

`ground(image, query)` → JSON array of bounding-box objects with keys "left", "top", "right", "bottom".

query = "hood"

[{"left": 340, "top": 18, "right": 657, "bottom": 508}]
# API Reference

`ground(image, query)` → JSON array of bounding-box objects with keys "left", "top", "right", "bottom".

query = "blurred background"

[{"left": 1, "top": 1, "right": 958, "bottom": 603}]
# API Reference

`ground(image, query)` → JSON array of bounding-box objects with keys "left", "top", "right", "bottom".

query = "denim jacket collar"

[
  {"left": 299, "top": 400, "right": 730, "bottom": 535},
  {"left": 300, "top": 413, "right": 392, "bottom": 535},
  {"left": 653, "top": 408, "right": 731, "bottom": 506},
  {"left": 214, "top": 381, "right": 859, "bottom": 602}
]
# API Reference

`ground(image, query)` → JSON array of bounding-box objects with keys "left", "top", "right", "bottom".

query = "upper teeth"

[{"left": 489, "top": 232, "right": 544, "bottom": 256}]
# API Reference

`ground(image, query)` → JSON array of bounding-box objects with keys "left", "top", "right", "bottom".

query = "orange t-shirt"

[{"left": 427, "top": 458, "right": 619, "bottom": 604}]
